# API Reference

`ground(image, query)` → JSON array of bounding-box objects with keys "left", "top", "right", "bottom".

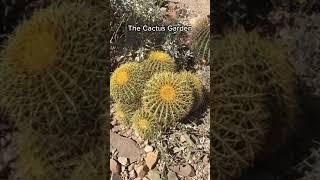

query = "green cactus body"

[
  {"left": 0, "top": 2, "right": 107, "bottom": 135},
  {"left": 211, "top": 30, "right": 296, "bottom": 180},
  {"left": 110, "top": 62, "right": 148, "bottom": 104},
  {"left": 0, "top": 2, "right": 108, "bottom": 179},
  {"left": 16, "top": 127, "right": 74, "bottom": 180},
  {"left": 132, "top": 109, "right": 159, "bottom": 139},
  {"left": 179, "top": 71, "right": 204, "bottom": 110},
  {"left": 142, "top": 72, "right": 194, "bottom": 124},
  {"left": 142, "top": 51, "right": 176, "bottom": 77},
  {"left": 114, "top": 102, "right": 140, "bottom": 126},
  {"left": 191, "top": 17, "right": 210, "bottom": 64}
]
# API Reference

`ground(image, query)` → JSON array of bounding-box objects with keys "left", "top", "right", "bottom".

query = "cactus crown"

[
  {"left": 114, "top": 68, "right": 129, "bottom": 86},
  {"left": 160, "top": 84, "right": 177, "bottom": 102},
  {"left": 148, "top": 51, "right": 173, "bottom": 63},
  {"left": 4, "top": 10, "right": 61, "bottom": 75}
]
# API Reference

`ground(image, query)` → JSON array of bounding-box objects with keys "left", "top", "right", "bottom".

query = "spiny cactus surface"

[
  {"left": 114, "top": 102, "right": 140, "bottom": 126},
  {"left": 191, "top": 17, "right": 210, "bottom": 64},
  {"left": 142, "top": 51, "right": 176, "bottom": 77},
  {"left": 179, "top": 71, "right": 204, "bottom": 110},
  {"left": 211, "top": 29, "right": 296, "bottom": 180},
  {"left": 132, "top": 108, "right": 159, "bottom": 139},
  {"left": 142, "top": 72, "right": 194, "bottom": 125},
  {"left": 110, "top": 62, "right": 148, "bottom": 104}
]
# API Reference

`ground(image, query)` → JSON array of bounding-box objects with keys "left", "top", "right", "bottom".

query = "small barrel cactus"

[
  {"left": 179, "top": 71, "right": 204, "bottom": 110},
  {"left": 114, "top": 103, "right": 139, "bottom": 126},
  {"left": 110, "top": 62, "right": 148, "bottom": 104},
  {"left": 142, "top": 51, "right": 176, "bottom": 77},
  {"left": 132, "top": 109, "right": 159, "bottom": 139},
  {"left": 211, "top": 29, "right": 297, "bottom": 180},
  {"left": 142, "top": 72, "right": 194, "bottom": 124}
]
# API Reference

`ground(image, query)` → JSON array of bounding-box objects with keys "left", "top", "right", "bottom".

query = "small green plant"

[
  {"left": 211, "top": 29, "right": 297, "bottom": 180},
  {"left": 142, "top": 51, "right": 176, "bottom": 77},
  {"left": 142, "top": 72, "right": 194, "bottom": 125},
  {"left": 132, "top": 108, "right": 159, "bottom": 139},
  {"left": 110, "top": 62, "right": 148, "bottom": 104}
]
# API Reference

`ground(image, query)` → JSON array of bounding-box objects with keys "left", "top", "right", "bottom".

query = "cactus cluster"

[
  {"left": 211, "top": 29, "right": 297, "bottom": 180},
  {"left": 0, "top": 1, "right": 108, "bottom": 179},
  {"left": 110, "top": 50, "right": 204, "bottom": 138}
]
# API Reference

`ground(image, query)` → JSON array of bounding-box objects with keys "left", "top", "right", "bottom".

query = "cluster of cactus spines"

[
  {"left": 211, "top": 29, "right": 296, "bottom": 180},
  {"left": 110, "top": 62, "right": 148, "bottom": 104},
  {"left": 191, "top": 17, "right": 210, "bottom": 64},
  {"left": 132, "top": 109, "right": 159, "bottom": 139},
  {"left": 142, "top": 50, "right": 176, "bottom": 77},
  {"left": 179, "top": 71, "right": 204, "bottom": 110},
  {"left": 142, "top": 72, "right": 194, "bottom": 124},
  {"left": 0, "top": 1, "right": 108, "bottom": 179},
  {"left": 114, "top": 103, "right": 139, "bottom": 126},
  {"left": 111, "top": 50, "right": 204, "bottom": 139}
]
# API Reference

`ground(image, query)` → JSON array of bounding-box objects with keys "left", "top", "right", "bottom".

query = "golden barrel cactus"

[
  {"left": 142, "top": 51, "right": 176, "bottom": 77},
  {"left": 211, "top": 30, "right": 297, "bottom": 180},
  {"left": 132, "top": 109, "right": 159, "bottom": 139},
  {"left": 110, "top": 62, "right": 148, "bottom": 104},
  {"left": 142, "top": 72, "right": 194, "bottom": 125}
]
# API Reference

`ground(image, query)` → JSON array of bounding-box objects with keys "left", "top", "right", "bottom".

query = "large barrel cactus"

[
  {"left": 142, "top": 51, "right": 176, "bottom": 77},
  {"left": 0, "top": 1, "right": 108, "bottom": 179},
  {"left": 211, "top": 30, "right": 297, "bottom": 180},
  {"left": 142, "top": 72, "right": 194, "bottom": 125}
]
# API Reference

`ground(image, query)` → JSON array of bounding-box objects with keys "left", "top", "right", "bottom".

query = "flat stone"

[
  {"left": 145, "top": 151, "right": 160, "bottom": 169},
  {"left": 128, "top": 163, "right": 135, "bottom": 171},
  {"left": 144, "top": 145, "right": 154, "bottom": 153},
  {"left": 147, "top": 170, "right": 161, "bottom": 180},
  {"left": 118, "top": 157, "right": 129, "bottom": 166},
  {"left": 110, "top": 132, "right": 143, "bottom": 162},
  {"left": 129, "top": 170, "right": 137, "bottom": 179},
  {"left": 168, "top": 171, "right": 179, "bottom": 180},
  {"left": 136, "top": 164, "right": 149, "bottom": 177},
  {"left": 110, "top": 159, "right": 121, "bottom": 173},
  {"left": 177, "top": 164, "right": 196, "bottom": 177}
]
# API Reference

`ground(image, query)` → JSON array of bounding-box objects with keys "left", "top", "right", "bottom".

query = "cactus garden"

[
  {"left": 110, "top": 0, "right": 210, "bottom": 179},
  {"left": 0, "top": 0, "right": 320, "bottom": 180}
]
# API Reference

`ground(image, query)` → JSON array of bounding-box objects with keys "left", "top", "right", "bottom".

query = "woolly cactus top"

[
  {"left": 159, "top": 84, "right": 177, "bottom": 102},
  {"left": 148, "top": 51, "right": 174, "bottom": 64},
  {"left": 4, "top": 10, "right": 61, "bottom": 74}
]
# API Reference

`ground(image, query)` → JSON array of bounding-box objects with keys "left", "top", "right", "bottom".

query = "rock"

[
  {"left": 129, "top": 170, "right": 137, "bottom": 179},
  {"left": 136, "top": 164, "right": 149, "bottom": 177},
  {"left": 177, "top": 164, "right": 196, "bottom": 177},
  {"left": 145, "top": 151, "right": 160, "bottom": 169},
  {"left": 118, "top": 157, "right": 129, "bottom": 166},
  {"left": 168, "top": 171, "right": 179, "bottom": 180},
  {"left": 134, "top": 178, "right": 142, "bottom": 180},
  {"left": 110, "top": 132, "right": 143, "bottom": 162},
  {"left": 112, "top": 126, "right": 121, "bottom": 132},
  {"left": 180, "top": 135, "right": 186, "bottom": 143},
  {"left": 144, "top": 145, "right": 153, "bottom": 153},
  {"left": 111, "top": 173, "right": 122, "bottom": 180},
  {"left": 143, "top": 177, "right": 149, "bottom": 180},
  {"left": 147, "top": 170, "right": 161, "bottom": 180},
  {"left": 110, "top": 159, "right": 121, "bottom": 173},
  {"left": 128, "top": 163, "right": 135, "bottom": 171}
]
